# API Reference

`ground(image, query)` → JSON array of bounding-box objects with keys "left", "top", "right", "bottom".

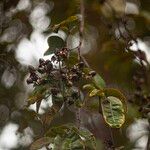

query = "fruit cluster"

[{"left": 26, "top": 47, "right": 97, "bottom": 105}]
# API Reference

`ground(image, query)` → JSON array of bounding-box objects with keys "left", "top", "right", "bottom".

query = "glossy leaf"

[
  {"left": 101, "top": 96, "right": 125, "bottom": 128},
  {"left": 44, "top": 36, "right": 65, "bottom": 56},
  {"left": 103, "top": 88, "right": 127, "bottom": 111}
]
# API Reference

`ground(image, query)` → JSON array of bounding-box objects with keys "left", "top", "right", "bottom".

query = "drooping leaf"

[
  {"left": 21, "top": 109, "right": 38, "bottom": 121},
  {"left": 59, "top": 15, "right": 80, "bottom": 28},
  {"left": 28, "top": 85, "right": 48, "bottom": 105},
  {"left": 65, "top": 51, "right": 78, "bottom": 67},
  {"left": 101, "top": 96, "right": 125, "bottom": 128},
  {"left": 89, "top": 89, "right": 100, "bottom": 97},
  {"left": 93, "top": 74, "right": 106, "bottom": 89},
  {"left": 52, "top": 15, "right": 80, "bottom": 32},
  {"left": 30, "top": 137, "right": 52, "bottom": 150},
  {"left": 41, "top": 105, "right": 61, "bottom": 126},
  {"left": 14, "top": 109, "right": 38, "bottom": 132},
  {"left": 44, "top": 36, "right": 65, "bottom": 56}
]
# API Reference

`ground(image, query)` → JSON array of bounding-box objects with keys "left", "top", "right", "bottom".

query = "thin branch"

[
  {"left": 78, "top": 0, "right": 85, "bottom": 61},
  {"left": 146, "top": 121, "right": 150, "bottom": 150}
]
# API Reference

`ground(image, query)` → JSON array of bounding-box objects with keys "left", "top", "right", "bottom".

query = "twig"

[
  {"left": 78, "top": 0, "right": 85, "bottom": 61},
  {"left": 146, "top": 120, "right": 150, "bottom": 150},
  {"left": 109, "top": 127, "right": 115, "bottom": 149},
  {"left": 75, "top": 0, "right": 85, "bottom": 129}
]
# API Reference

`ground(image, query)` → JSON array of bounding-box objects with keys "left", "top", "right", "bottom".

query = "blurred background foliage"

[{"left": 0, "top": 0, "right": 150, "bottom": 149}]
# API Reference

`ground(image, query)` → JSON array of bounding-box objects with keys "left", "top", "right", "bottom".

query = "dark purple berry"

[
  {"left": 61, "top": 74, "right": 67, "bottom": 80},
  {"left": 26, "top": 78, "right": 33, "bottom": 84},
  {"left": 77, "top": 62, "right": 84, "bottom": 68},
  {"left": 39, "top": 58, "right": 45, "bottom": 64},
  {"left": 51, "top": 56, "right": 56, "bottom": 62},
  {"left": 31, "top": 74, "right": 38, "bottom": 81},
  {"left": 89, "top": 71, "right": 96, "bottom": 77},
  {"left": 38, "top": 67, "right": 45, "bottom": 74},
  {"left": 68, "top": 100, "right": 74, "bottom": 105},
  {"left": 71, "top": 66, "right": 77, "bottom": 72},
  {"left": 46, "top": 62, "right": 53, "bottom": 72},
  {"left": 45, "top": 60, "right": 51, "bottom": 65},
  {"left": 71, "top": 74, "right": 79, "bottom": 81},
  {"left": 76, "top": 71, "right": 82, "bottom": 77}
]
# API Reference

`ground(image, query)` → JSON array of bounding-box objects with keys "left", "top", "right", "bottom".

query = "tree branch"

[{"left": 78, "top": 0, "right": 85, "bottom": 60}]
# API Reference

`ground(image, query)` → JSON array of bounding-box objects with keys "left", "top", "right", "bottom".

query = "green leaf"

[
  {"left": 65, "top": 51, "right": 78, "bottom": 67},
  {"left": 44, "top": 36, "right": 65, "bottom": 56},
  {"left": 78, "top": 129, "right": 96, "bottom": 149},
  {"left": 83, "top": 84, "right": 95, "bottom": 92},
  {"left": 45, "top": 124, "right": 96, "bottom": 150},
  {"left": 21, "top": 109, "right": 38, "bottom": 121},
  {"left": 74, "top": 99, "right": 83, "bottom": 108},
  {"left": 103, "top": 88, "right": 127, "bottom": 112},
  {"left": 30, "top": 137, "right": 51, "bottom": 150},
  {"left": 52, "top": 15, "right": 80, "bottom": 32},
  {"left": 93, "top": 74, "right": 106, "bottom": 89},
  {"left": 28, "top": 86, "right": 47, "bottom": 105},
  {"left": 60, "top": 15, "right": 80, "bottom": 27},
  {"left": 89, "top": 89, "right": 100, "bottom": 97},
  {"left": 101, "top": 96, "right": 125, "bottom": 128}
]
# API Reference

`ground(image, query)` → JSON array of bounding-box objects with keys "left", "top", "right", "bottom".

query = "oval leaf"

[
  {"left": 103, "top": 88, "right": 127, "bottom": 112},
  {"left": 51, "top": 15, "right": 80, "bottom": 33},
  {"left": 93, "top": 74, "right": 106, "bottom": 89},
  {"left": 65, "top": 51, "right": 78, "bottom": 67},
  {"left": 44, "top": 36, "right": 65, "bottom": 56},
  {"left": 28, "top": 86, "right": 47, "bottom": 104},
  {"left": 30, "top": 137, "right": 51, "bottom": 150},
  {"left": 101, "top": 96, "right": 125, "bottom": 128}
]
